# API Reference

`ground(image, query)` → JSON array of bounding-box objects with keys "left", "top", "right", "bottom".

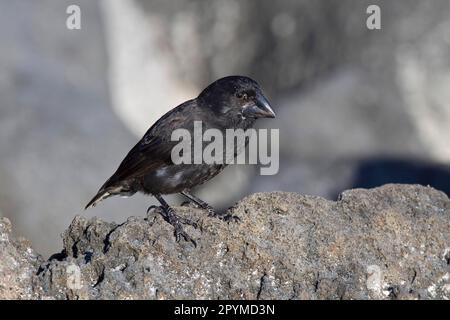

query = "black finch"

[{"left": 85, "top": 76, "right": 275, "bottom": 245}]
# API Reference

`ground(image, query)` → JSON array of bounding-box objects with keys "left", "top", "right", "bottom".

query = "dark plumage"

[{"left": 85, "top": 76, "right": 275, "bottom": 245}]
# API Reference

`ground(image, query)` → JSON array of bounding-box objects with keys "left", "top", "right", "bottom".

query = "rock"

[
  {"left": 0, "top": 217, "right": 42, "bottom": 299},
  {"left": 28, "top": 184, "right": 450, "bottom": 299},
  {"left": 1, "top": 184, "right": 450, "bottom": 299}
]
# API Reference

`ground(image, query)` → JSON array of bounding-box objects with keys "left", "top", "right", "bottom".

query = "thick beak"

[{"left": 243, "top": 93, "right": 276, "bottom": 119}]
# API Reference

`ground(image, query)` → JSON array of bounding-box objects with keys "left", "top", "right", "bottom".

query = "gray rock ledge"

[{"left": 1, "top": 184, "right": 450, "bottom": 299}]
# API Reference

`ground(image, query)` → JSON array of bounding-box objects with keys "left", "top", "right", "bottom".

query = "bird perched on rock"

[{"left": 85, "top": 76, "right": 275, "bottom": 245}]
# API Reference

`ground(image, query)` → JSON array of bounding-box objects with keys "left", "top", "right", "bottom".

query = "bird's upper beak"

[{"left": 243, "top": 93, "right": 276, "bottom": 119}]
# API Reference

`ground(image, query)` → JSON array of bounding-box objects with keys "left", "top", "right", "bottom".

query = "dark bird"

[{"left": 85, "top": 76, "right": 275, "bottom": 245}]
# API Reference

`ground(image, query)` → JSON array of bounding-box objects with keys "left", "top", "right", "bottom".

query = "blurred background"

[{"left": 2, "top": 0, "right": 450, "bottom": 256}]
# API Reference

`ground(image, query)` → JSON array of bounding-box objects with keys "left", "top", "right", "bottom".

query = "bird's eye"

[{"left": 236, "top": 92, "right": 248, "bottom": 100}]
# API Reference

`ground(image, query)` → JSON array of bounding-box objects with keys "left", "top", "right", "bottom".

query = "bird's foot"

[
  {"left": 148, "top": 205, "right": 198, "bottom": 247},
  {"left": 146, "top": 205, "right": 160, "bottom": 215},
  {"left": 208, "top": 209, "right": 241, "bottom": 223},
  {"left": 185, "top": 201, "right": 240, "bottom": 223},
  {"left": 180, "top": 201, "right": 198, "bottom": 209}
]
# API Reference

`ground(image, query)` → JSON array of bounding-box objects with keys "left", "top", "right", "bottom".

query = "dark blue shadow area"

[{"left": 349, "top": 158, "right": 450, "bottom": 197}]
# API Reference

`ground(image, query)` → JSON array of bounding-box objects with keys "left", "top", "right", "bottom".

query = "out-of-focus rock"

[
  {"left": 0, "top": 217, "right": 42, "bottom": 299},
  {"left": 31, "top": 184, "right": 450, "bottom": 300},
  {"left": 253, "top": 0, "right": 450, "bottom": 198},
  {"left": 0, "top": 0, "right": 153, "bottom": 256}
]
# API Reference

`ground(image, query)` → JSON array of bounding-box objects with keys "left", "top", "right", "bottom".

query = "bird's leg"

[
  {"left": 181, "top": 190, "right": 240, "bottom": 222},
  {"left": 147, "top": 205, "right": 198, "bottom": 227},
  {"left": 153, "top": 194, "right": 197, "bottom": 246},
  {"left": 180, "top": 190, "right": 216, "bottom": 215}
]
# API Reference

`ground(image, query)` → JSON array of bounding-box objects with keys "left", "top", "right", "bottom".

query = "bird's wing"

[
  {"left": 103, "top": 101, "right": 197, "bottom": 187},
  {"left": 111, "top": 136, "right": 171, "bottom": 181},
  {"left": 84, "top": 132, "right": 174, "bottom": 209}
]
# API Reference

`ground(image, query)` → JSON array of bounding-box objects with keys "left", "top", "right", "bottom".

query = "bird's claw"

[
  {"left": 153, "top": 206, "right": 198, "bottom": 247},
  {"left": 205, "top": 206, "right": 217, "bottom": 217},
  {"left": 207, "top": 209, "right": 241, "bottom": 223},
  {"left": 146, "top": 205, "right": 160, "bottom": 214},
  {"left": 176, "top": 216, "right": 199, "bottom": 229},
  {"left": 181, "top": 201, "right": 197, "bottom": 208},
  {"left": 179, "top": 193, "right": 235, "bottom": 224},
  {"left": 174, "top": 224, "right": 197, "bottom": 247},
  {"left": 147, "top": 205, "right": 198, "bottom": 228},
  {"left": 197, "top": 203, "right": 241, "bottom": 223},
  {"left": 221, "top": 214, "right": 241, "bottom": 223}
]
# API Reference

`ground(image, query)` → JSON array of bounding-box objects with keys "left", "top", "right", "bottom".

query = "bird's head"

[{"left": 198, "top": 76, "right": 275, "bottom": 122}]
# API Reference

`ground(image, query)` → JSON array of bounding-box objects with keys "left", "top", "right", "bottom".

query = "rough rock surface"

[
  {"left": 2, "top": 184, "right": 450, "bottom": 299},
  {"left": 0, "top": 217, "right": 42, "bottom": 299}
]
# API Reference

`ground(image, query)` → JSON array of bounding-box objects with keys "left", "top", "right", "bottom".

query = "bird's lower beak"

[{"left": 243, "top": 94, "right": 276, "bottom": 119}]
